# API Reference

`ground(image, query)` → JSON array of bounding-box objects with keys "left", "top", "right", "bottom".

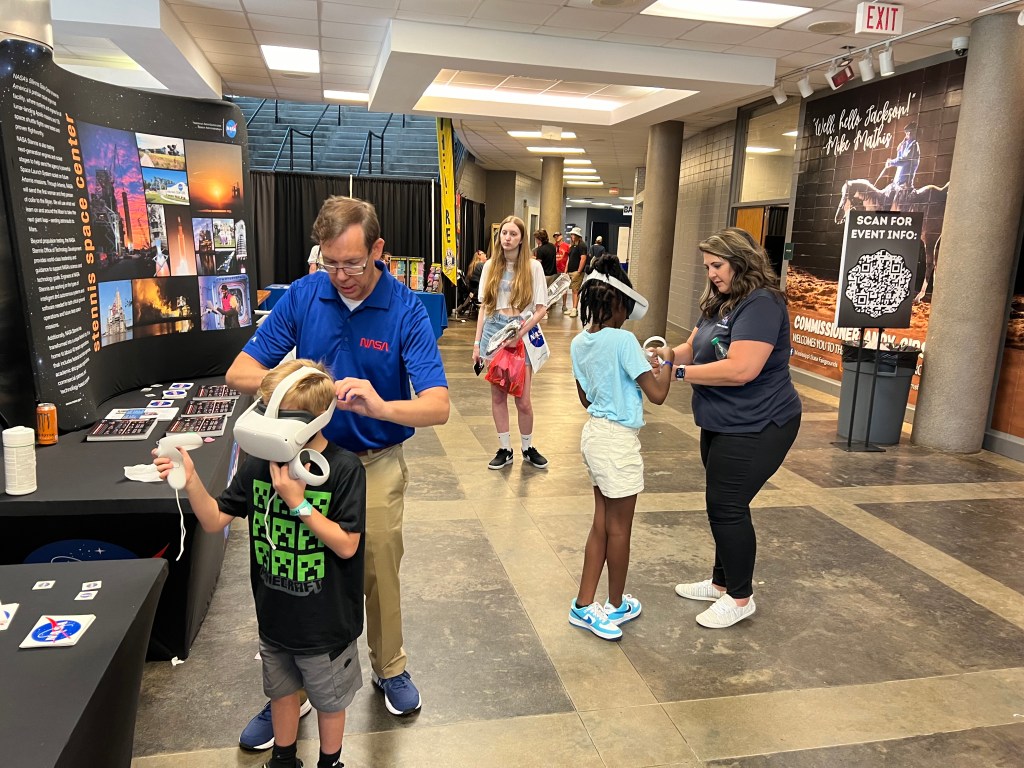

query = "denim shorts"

[{"left": 260, "top": 638, "right": 362, "bottom": 713}]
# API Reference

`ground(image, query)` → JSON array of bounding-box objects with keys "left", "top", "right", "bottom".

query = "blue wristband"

[{"left": 289, "top": 500, "right": 313, "bottom": 517}]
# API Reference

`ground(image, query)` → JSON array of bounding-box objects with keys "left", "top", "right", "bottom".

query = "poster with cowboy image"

[{"left": 786, "top": 58, "right": 964, "bottom": 404}]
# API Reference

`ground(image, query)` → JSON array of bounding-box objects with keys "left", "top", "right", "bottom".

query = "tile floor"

[{"left": 131, "top": 310, "right": 1024, "bottom": 767}]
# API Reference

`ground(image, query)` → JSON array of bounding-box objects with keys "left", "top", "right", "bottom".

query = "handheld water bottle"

[{"left": 711, "top": 336, "right": 729, "bottom": 360}]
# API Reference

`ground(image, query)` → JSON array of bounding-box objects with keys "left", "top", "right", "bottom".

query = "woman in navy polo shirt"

[{"left": 658, "top": 228, "right": 801, "bottom": 629}]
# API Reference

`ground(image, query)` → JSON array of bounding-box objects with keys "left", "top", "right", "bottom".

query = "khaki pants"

[{"left": 359, "top": 444, "right": 409, "bottom": 678}]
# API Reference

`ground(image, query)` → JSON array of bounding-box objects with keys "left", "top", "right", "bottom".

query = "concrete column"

[
  {"left": 0, "top": 0, "right": 53, "bottom": 46},
  {"left": 633, "top": 121, "right": 684, "bottom": 341},
  {"left": 913, "top": 12, "right": 1024, "bottom": 452},
  {"left": 540, "top": 157, "right": 564, "bottom": 237}
]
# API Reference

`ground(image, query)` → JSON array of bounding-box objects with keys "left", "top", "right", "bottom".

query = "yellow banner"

[{"left": 436, "top": 117, "right": 458, "bottom": 285}]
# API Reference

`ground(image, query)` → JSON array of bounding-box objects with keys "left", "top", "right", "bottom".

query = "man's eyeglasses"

[{"left": 317, "top": 249, "right": 371, "bottom": 276}]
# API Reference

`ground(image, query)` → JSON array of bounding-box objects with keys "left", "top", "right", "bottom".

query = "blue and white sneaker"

[
  {"left": 568, "top": 600, "right": 622, "bottom": 640},
  {"left": 239, "top": 697, "right": 313, "bottom": 751},
  {"left": 371, "top": 670, "right": 422, "bottom": 716},
  {"left": 603, "top": 594, "right": 642, "bottom": 626}
]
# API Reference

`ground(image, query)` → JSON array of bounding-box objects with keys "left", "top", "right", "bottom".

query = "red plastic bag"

[{"left": 485, "top": 340, "right": 526, "bottom": 397}]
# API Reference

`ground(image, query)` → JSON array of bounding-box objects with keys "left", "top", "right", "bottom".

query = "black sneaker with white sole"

[
  {"left": 522, "top": 447, "right": 549, "bottom": 468},
  {"left": 488, "top": 448, "right": 514, "bottom": 469}
]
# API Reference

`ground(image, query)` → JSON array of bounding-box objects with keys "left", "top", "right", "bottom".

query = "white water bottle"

[{"left": 3, "top": 426, "right": 37, "bottom": 495}]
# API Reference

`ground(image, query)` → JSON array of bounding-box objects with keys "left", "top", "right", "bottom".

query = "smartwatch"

[
  {"left": 674, "top": 364, "right": 687, "bottom": 380},
  {"left": 290, "top": 500, "right": 314, "bottom": 517}
]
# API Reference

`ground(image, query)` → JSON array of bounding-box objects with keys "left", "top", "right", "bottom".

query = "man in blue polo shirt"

[{"left": 227, "top": 196, "right": 449, "bottom": 750}]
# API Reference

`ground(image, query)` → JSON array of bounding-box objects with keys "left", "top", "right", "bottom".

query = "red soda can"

[{"left": 36, "top": 403, "right": 58, "bottom": 445}]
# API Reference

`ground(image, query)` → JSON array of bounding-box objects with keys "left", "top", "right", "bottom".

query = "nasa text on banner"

[
  {"left": 436, "top": 117, "right": 458, "bottom": 285},
  {"left": 836, "top": 211, "right": 921, "bottom": 329}
]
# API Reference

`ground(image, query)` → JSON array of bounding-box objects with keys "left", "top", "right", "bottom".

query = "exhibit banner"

[
  {"left": 835, "top": 211, "right": 921, "bottom": 328},
  {"left": 991, "top": 256, "right": 1024, "bottom": 440},
  {"left": 786, "top": 57, "right": 963, "bottom": 403},
  {"left": 436, "top": 117, "right": 457, "bottom": 285},
  {"left": 0, "top": 39, "right": 254, "bottom": 429}
]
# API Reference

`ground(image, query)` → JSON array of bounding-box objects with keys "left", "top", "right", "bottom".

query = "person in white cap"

[
  {"left": 565, "top": 227, "right": 588, "bottom": 317},
  {"left": 590, "top": 236, "right": 606, "bottom": 261}
]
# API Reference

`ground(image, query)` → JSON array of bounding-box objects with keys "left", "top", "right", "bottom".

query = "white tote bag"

[{"left": 524, "top": 324, "right": 550, "bottom": 373}]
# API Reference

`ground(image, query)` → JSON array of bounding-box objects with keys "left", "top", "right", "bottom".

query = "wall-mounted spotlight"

[
  {"left": 879, "top": 45, "right": 895, "bottom": 76},
  {"left": 771, "top": 82, "right": 788, "bottom": 105},
  {"left": 858, "top": 53, "right": 876, "bottom": 83},
  {"left": 826, "top": 59, "right": 856, "bottom": 90},
  {"left": 797, "top": 73, "right": 814, "bottom": 98}
]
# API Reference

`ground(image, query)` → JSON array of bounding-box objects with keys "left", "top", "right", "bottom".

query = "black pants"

[{"left": 699, "top": 415, "right": 800, "bottom": 599}]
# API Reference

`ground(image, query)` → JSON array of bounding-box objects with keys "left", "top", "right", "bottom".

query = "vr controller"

[
  {"left": 156, "top": 433, "right": 204, "bottom": 490},
  {"left": 642, "top": 336, "right": 669, "bottom": 364}
]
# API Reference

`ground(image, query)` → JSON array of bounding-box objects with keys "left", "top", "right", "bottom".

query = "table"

[
  {"left": 414, "top": 290, "right": 448, "bottom": 339},
  {"left": 0, "top": 377, "right": 246, "bottom": 660},
  {"left": 0, "top": 559, "right": 167, "bottom": 768}
]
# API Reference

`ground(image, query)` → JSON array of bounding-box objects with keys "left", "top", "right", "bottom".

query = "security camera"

[{"left": 952, "top": 36, "right": 969, "bottom": 57}]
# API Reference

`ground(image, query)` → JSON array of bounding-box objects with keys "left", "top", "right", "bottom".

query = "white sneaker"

[
  {"left": 695, "top": 594, "right": 756, "bottom": 628},
  {"left": 568, "top": 309, "right": 578, "bottom": 317},
  {"left": 675, "top": 579, "right": 726, "bottom": 602}
]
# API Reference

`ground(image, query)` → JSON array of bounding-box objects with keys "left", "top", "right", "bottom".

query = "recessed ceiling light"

[
  {"left": 323, "top": 90, "right": 370, "bottom": 102},
  {"left": 261, "top": 45, "right": 319, "bottom": 73},
  {"left": 642, "top": 0, "right": 811, "bottom": 27},
  {"left": 508, "top": 130, "right": 577, "bottom": 139},
  {"left": 782, "top": 130, "right": 798, "bottom": 137},
  {"left": 563, "top": 168, "right": 598, "bottom": 175},
  {"left": 565, "top": 174, "right": 602, "bottom": 180},
  {"left": 746, "top": 146, "right": 781, "bottom": 154},
  {"left": 424, "top": 84, "right": 622, "bottom": 111},
  {"left": 527, "top": 146, "right": 586, "bottom": 154},
  {"left": 564, "top": 159, "right": 593, "bottom": 165},
  {"left": 565, "top": 180, "right": 603, "bottom": 186}
]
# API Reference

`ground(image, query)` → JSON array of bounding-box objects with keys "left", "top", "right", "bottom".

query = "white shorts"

[{"left": 581, "top": 416, "right": 643, "bottom": 498}]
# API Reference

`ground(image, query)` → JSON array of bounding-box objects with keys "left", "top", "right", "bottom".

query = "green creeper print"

[{"left": 251, "top": 478, "right": 332, "bottom": 581}]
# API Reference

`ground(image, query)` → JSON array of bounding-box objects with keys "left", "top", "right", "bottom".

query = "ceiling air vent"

[{"left": 808, "top": 20, "right": 855, "bottom": 35}]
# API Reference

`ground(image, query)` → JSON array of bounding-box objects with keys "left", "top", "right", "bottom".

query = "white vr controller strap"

[
  {"left": 233, "top": 366, "right": 336, "bottom": 486},
  {"left": 581, "top": 271, "right": 649, "bottom": 321}
]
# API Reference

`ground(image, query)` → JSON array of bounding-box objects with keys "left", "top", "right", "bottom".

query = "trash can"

[{"left": 837, "top": 344, "right": 920, "bottom": 445}]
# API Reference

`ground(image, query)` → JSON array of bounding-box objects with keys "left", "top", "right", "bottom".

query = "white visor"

[{"left": 581, "top": 271, "right": 649, "bottom": 321}]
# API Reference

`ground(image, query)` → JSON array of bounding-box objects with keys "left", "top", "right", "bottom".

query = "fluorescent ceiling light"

[
  {"left": 324, "top": 90, "right": 370, "bottom": 102},
  {"left": 563, "top": 168, "right": 598, "bottom": 175},
  {"left": 508, "top": 130, "right": 577, "bottom": 139},
  {"left": 782, "top": 130, "right": 798, "bottom": 137},
  {"left": 620, "top": 196, "right": 634, "bottom": 201},
  {"left": 565, "top": 180, "right": 603, "bottom": 186},
  {"left": 565, "top": 174, "right": 601, "bottom": 180},
  {"left": 746, "top": 146, "right": 781, "bottom": 154},
  {"left": 564, "top": 159, "right": 593, "bottom": 165},
  {"left": 642, "top": 0, "right": 811, "bottom": 27},
  {"left": 527, "top": 146, "right": 586, "bottom": 154},
  {"left": 424, "top": 83, "right": 622, "bottom": 111},
  {"left": 261, "top": 45, "right": 319, "bottom": 73}
]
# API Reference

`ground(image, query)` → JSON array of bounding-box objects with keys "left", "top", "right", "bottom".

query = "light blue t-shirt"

[{"left": 571, "top": 327, "right": 652, "bottom": 429}]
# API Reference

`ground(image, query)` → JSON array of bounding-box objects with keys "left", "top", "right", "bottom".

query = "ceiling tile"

[
  {"left": 247, "top": 14, "right": 319, "bottom": 35},
  {"left": 323, "top": 0, "right": 397, "bottom": 7},
  {"left": 464, "top": 19, "right": 541, "bottom": 34},
  {"left": 451, "top": 71, "right": 509, "bottom": 87},
  {"left": 320, "top": 2, "right": 393, "bottom": 26},
  {"left": 321, "top": 50, "right": 376, "bottom": 66},
  {"left": 170, "top": 6, "right": 246, "bottom": 26},
  {"left": 544, "top": 6, "right": 632, "bottom": 32},
  {"left": 216, "top": 63, "right": 270, "bottom": 76},
  {"left": 319, "top": 38, "right": 382, "bottom": 55},
  {"left": 601, "top": 33, "right": 673, "bottom": 46},
  {"left": 394, "top": 11, "right": 469, "bottom": 25},
  {"left": 322, "top": 75, "right": 371, "bottom": 87},
  {"left": 535, "top": 28, "right": 604, "bottom": 40},
  {"left": 184, "top": 23, "right": 256, "bottom": 44},
  {"left": 473, "top": 0, "right": 560, "bottom": 25},
  {"left": 205, "top": 51, "right": 265, "bottom": 66},
  {"left": 611, "top": 14, "right": 700, "bottom": 38},
  {"left": 746, "top": 29, "right": 835, "bottom": 51},
  {"left": 252, "top": 30, "right": 321, "bottom": 48},
  {"left": 661, "top": 39, "right": 731, "bottom": 52},
  {"left": 398, "top": 0, "right": 480, "bottom": 16},
  {"left": 223, "top": 74, "right": 273, "bottom": 85},
  {"left": 320, "top": 21, "right": 388, "bottom": 42},
  {"left": 192, "top": 39, "right": 262, "bottom": 56},
  {"left": 168, "top": 0, "right": 244, "bottom": 10},
  {"left": 322, "top": 62, "right": 374, "bottom": 76},
  {"left": 240, "top": 0, "right": 318, "bottom": 20},
  {"left": 680, "top": 23, "right": 763, "bottom": 45}
]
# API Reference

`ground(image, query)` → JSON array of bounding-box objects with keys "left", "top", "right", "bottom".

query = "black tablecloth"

[
  {"left": 0, "top": 377, "right": 246, "bottom": 659},
  {"left": 0, "top": 559, "right": 167, "bottom": 768}
]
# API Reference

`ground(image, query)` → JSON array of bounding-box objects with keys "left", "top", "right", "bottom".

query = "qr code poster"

[{"left": 835, "top": 212, "right": 921, "bottom": 329}]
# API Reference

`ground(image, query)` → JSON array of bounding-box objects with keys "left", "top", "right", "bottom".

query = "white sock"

[
  {"left": 521, "top": 434, "right": 533, "bottom": 451},
  {"left": 498, "top": 432, "right": 511, "bottom": 450}
]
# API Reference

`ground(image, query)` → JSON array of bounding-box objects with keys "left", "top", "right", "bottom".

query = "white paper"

[
  {"left": 0, "top": 602, "right": 19, "bottom": 631},
  {"left": 105, "top": 407, "right": 178, "bottom": 422},
  {"left": 75, "top": 591, "right": 97, "bottom": 601},
  {"left": 82, "top": 581, "right": 102, "bottom": 591},
  {"left": 32, "top": 580, "right": 54, "bottom": 590}
]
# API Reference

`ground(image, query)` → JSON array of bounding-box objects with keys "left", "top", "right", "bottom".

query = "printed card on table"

[{"left": 20, "top": 614, "right": 96, "bottom": 648}]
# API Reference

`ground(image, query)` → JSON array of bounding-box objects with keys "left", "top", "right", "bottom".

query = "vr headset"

[
  {"left": 233, "top": 366, "right": 336, "bottom": 486},
  {"left": 581, "top": 271, "right": 649, "bottom": 321}
]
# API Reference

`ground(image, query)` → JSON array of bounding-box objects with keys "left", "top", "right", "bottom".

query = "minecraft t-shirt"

[{"left": 218, "top": 443, "right": 365, "bottom": 654}]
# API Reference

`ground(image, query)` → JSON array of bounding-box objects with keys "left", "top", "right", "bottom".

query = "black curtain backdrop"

[{"left": 248, "top": 171, "right": 437, "bottom": 285}]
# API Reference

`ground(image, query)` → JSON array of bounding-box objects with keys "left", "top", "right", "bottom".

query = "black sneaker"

[
  {"left": 523, "top": 447, "right": 549, "bottom": 468},
  {"left": 488, "top": 448, "right": 514, "bottom": 470}
]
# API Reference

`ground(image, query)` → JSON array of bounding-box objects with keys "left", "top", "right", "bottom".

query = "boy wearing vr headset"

[{"left": 155, "top": 359, "right": 365, "bottom": 768}]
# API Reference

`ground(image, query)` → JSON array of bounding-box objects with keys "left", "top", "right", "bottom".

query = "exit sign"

[{"left": 855, "top": 2, "right": 903, "bottom": 35}]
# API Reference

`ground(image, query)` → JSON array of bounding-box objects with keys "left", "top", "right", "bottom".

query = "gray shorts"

[{"left": 260, "top": 638, "right": 362, "bottom": 713}]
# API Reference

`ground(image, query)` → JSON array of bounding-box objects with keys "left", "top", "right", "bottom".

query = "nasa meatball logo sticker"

[{"left": 20, "top": 614, "right": 96, "bottom": 648}]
